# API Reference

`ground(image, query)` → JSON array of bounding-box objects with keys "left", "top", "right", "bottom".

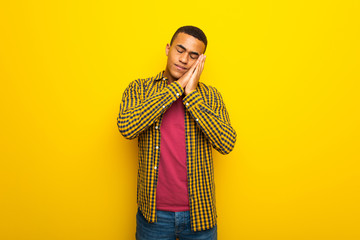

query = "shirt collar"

[{"left": 154, "top": 70, "right": 168, "bottom": 81}]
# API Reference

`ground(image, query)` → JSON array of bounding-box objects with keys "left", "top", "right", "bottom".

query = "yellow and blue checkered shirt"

[{"left": 117, "top": 71, "right": 236, "bottom": 232}]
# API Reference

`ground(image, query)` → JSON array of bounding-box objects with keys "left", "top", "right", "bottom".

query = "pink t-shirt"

[{"left": 155, "top": 95, "right": 190, "bottom": 212}]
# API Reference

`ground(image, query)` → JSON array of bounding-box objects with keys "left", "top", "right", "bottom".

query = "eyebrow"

[{"left": 176, "top": 44, "right": 200, "bottom": 56}]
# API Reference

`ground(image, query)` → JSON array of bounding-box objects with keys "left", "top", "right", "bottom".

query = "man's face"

[{"left": 165, "top": 32, "right": 206, "bottom": 81}]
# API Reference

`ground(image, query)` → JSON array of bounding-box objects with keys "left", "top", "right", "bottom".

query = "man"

[{"left": 117, "top": 26, "right": 236, "bottom": 240}]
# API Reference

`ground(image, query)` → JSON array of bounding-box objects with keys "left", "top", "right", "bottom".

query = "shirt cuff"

[
  {"left": 183, "top": 90, "right": 203, "bottom": 109},
  {"left": 166, "top": 81, "right": 184, "bottom": 100}
]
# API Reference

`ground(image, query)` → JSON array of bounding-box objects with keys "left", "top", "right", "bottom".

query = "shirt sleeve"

[
  {"left": 117, "top": 79, "right": 184, "bottom": 140},
  {"left": 183, "top": 87, "right": 236, "bottom": 154}
]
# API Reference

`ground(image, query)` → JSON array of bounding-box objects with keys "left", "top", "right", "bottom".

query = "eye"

[
  {"left": 177, "top": 48, "right": 184, "bottom": 53},
  {"left": 190, "top": 54, "right": 199, "bottom": 60}
]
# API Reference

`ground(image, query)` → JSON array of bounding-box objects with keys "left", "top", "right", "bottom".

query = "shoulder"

[
  {"left": 198, "top": 82, "right": 222, "bottom": 95},
  {"left": 197, "top": 82, "right": 228, "bottom": 106},
  {"left": 126, "top": 71, "right": 163, "bottom": 89}
]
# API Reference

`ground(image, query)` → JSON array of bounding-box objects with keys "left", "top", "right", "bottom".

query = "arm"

[
  {"left": 181, "top": 54, "right": 236, "bottom": 154},
  {"left": 183, "top": 87, "right": 237, "bottom": 154},
  {"left": 117, "top": 79, "right": 183, "bottom": 139}
]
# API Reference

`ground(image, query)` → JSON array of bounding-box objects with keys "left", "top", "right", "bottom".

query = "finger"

[
  {"left": 189, "top": 54, "right": 201, "bottom": 70},
  {"left": 191, "top": 55, "right": 202, "bottom": 73},
  {"left": 198, "top": 55, "right": 205, "bottom": 75},
  {"left": 179, "top": 55, "right": 202, "bottom": 86},
  {"left": 185, "top": 55, "right": 203, "bottom": 83},
  {"left": 195, "top": 54, "right": 203, "bottom": 67},
  {"left": 192, "top": 61, "right": 200, "bottom": 75},
  {"left": 191, "top": 62, "right": 201, "bottom": 81},
  {"left": 184, "top": 58, "right": 200, "bottom": 77}
]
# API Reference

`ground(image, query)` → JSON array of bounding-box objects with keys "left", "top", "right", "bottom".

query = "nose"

[{"left": 179, "top": 53, "right": 189, "bottom": 65}]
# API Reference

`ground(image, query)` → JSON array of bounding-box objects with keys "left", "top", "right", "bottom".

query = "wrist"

[
  {"left": 177, "top": 79, "right": 186, "bottom": 89},
  {"left": 185, "top": 89, "right": 196, "bottom": 95}
]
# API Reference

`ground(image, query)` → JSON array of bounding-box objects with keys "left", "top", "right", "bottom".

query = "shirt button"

[
  {"left": 163, "top": 105, "right": 165, "bottom": 108},
  {"left": 185, "top": 103, "right": 189, "bottom": 106},
  {"left": 162, "top": 77, "right": 166, "bottom": 80},
  {"left": 155, "top": 126, "right": 158, "bottom": 129},
  {"left": 155, "top": 146, "right": 159, "bottom": 149},
  {"left": 154, "top": 166, "right": 157, "bottom": 170},
  {"left": 196, "top": 118, "right": 199, "bottom": 122},
  {"left": 176, "top": 93, "right": 180, "bottom": 96}
]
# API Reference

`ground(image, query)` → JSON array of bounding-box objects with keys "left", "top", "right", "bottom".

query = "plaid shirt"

[{"left": 117, "top": 71, "right": 236, "bottom": 232}]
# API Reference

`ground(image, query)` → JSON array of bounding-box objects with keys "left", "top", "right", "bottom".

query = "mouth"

[{"left": 175, "top": 64, "right": 187, "bottom": 71}]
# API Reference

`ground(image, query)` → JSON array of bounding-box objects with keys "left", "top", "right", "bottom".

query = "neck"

[{"left": 163, "top": 69, "right": 176, "bottom": 84}]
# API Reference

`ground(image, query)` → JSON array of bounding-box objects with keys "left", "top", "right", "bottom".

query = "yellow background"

[{"left": 1, "top": 0, "right": 359, "bottom": 239}]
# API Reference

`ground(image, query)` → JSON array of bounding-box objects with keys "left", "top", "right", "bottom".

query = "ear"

[{"left": 165, "top": 44, "right": 170, "bottom": 56}]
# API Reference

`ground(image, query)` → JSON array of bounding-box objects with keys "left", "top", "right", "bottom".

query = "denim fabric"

[{"left": 136, "top": 209, "right": 217, "bottom": 240}]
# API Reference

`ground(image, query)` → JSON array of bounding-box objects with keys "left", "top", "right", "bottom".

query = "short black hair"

[{"left": 170, "top": 26, "right": 208, "bottom": 53}]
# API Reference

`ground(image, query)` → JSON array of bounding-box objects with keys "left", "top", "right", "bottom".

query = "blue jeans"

[{"left": 136, "top": 209, "right": 217, "bottom": 240}]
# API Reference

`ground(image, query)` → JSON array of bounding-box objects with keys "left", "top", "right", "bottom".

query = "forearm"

[
  {"left": 118, "top": 81, "right": 183, "bottom": 139},
  {"left": 183, "top": 89, "right": 236, "bottom": 154}
]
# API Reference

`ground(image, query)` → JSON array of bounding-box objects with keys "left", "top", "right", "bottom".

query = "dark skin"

[{"left": 164, "top": 32, "right": 206, "bottom": 95}]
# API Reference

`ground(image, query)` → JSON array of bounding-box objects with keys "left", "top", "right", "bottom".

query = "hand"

[
  {"left": 177, "top": 54, "right": 206, "bottom": 94},
  {"left": 184, "top": 54, "right": 206, "bottom": 95}
]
